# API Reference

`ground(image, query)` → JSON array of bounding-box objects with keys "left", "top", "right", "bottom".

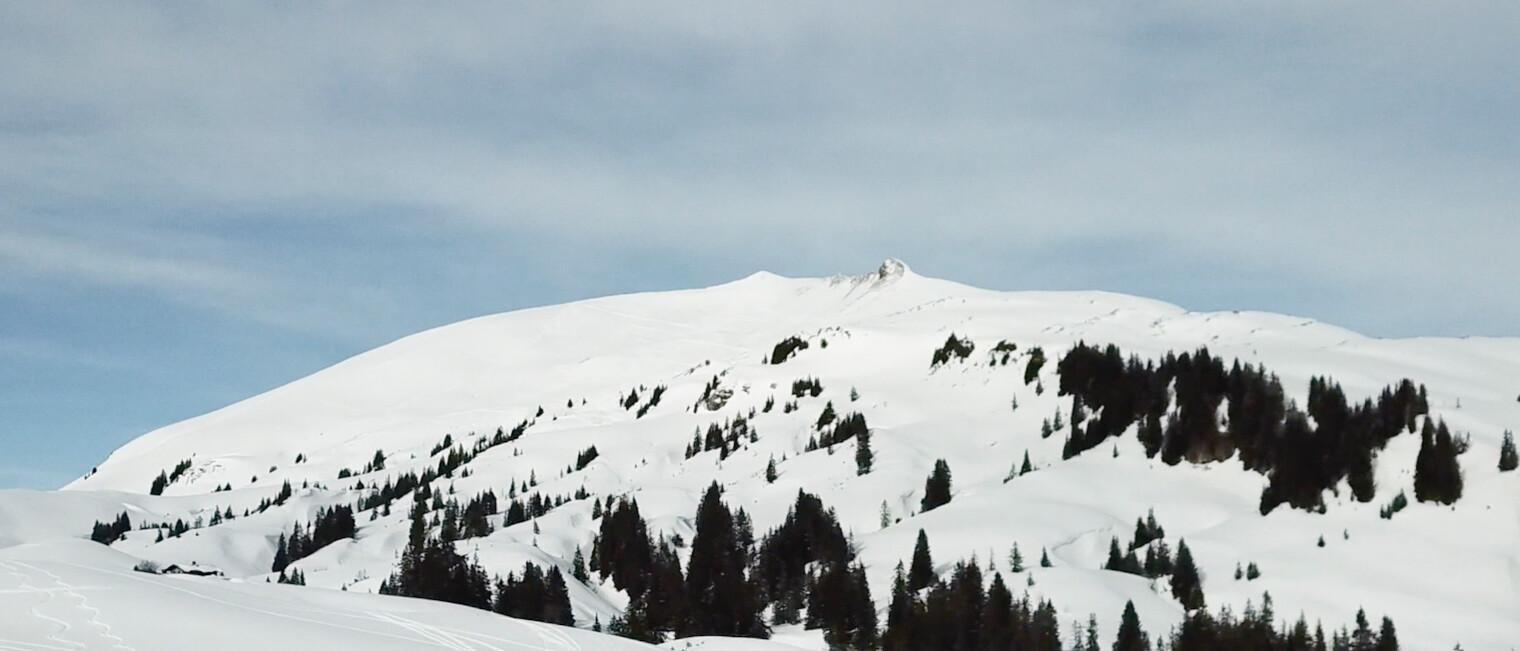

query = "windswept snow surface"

[{"left": 1, "top": 261, "right": 1515, "bottom": 648}]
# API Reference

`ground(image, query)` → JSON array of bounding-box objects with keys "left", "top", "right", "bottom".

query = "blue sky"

[{"left": 2, "top": 3, "right": 1516, "bottom": 489}]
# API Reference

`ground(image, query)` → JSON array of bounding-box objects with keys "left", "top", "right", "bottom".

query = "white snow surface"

[{"left": 0, "top": 260, "right": 1514, "bottom": 649}]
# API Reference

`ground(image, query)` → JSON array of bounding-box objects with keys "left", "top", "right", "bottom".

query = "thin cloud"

[{"left": 0, "top": 2, "right": 1515, "bottom": 336}]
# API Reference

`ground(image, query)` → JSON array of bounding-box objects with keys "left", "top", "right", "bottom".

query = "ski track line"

[
  {"left": 369, "top": 612, "right": 470, "bottom": 651},
  {"left": 423, "top": 618, "right": 508, "bottom": 651},
  {"left": 385, "top": 612, "right": 529, "bottom": 651},
  {"left": 0, "top": 637, "right": 79, "bottom": 651},
  {"left": 1048, "top": 524, "right": 1110, "bottom": 564},
  {"left": 444, "top": 621, "right": 575, "bottom": 651},
  {"left": 535, "top": 623, "right": 582, "bottom": 651},
  {"left": 519, "top": 620, "right": 582, "bottom": 651},
  {"left": 15, "top": 563, "right": 135, "bottom": 651},
  {"left": 0, "top": 562, "right": 81, "bottom": 651},
  {"left": 52, "top": 561, "right": 428, "bottom": 646}
]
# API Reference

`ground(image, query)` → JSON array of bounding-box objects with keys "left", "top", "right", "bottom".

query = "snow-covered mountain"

[{"left": 5, "top": 260, "right": 1519, "bottom": 649}]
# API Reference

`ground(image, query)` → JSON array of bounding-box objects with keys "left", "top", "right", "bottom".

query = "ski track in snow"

[
  {"left": 13, "top": 562, "right": 134, "bottom": 651},
  {"left": 519, "top": 620, "right": 582, "bottom": 651},
  {"left": 0, "top": 561, "right": 80, "bottom": 651},
  {"left": 1047, "top": 525, "right": 1110, "bottom": 566}
]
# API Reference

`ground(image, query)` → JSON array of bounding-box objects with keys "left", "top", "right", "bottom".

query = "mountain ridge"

[{"left": 14, "top": 260, "right": 1519, "bottom": 649}]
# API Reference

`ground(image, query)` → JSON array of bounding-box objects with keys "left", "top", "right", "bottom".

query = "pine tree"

[
  {"left": 271, "top": 533, "right": 290, "bottom": 572},
  {"left": 919, "top": 459, "right": 952, "bottom": 512},
  {"left": 1499, "top": 430, "right": 1518, "bottom": 472},
  {"left": 1171, "top": 540, "right": 1205, "bottom": 611},
  {"left": 1021, "top": 451, "right": 1034, "bottom": 475},
  {"left": 543, "top": 566, "right": 575, "bottom": 625},
  {"left": 982, "top": 572, "right": 1014, "bottom": 651},
  {"left": 1114, "top": 600, "right": 1148, "bottom": 651},
  {"left": 1040, "top": 547, "right": 1052, "bottom": 568},
  {"left": 1415, "top": 419, "right": 1464, "bottom": 504},
  {"left": 680, "top": 482, "right": 766, "bottom": 638},
  {"left": 883, "top": 563, "right": 919, "bottom": 651},
  {"left": 908, "top": 529, "right": 934, "bottom": 591},
  {"left": 1008, "top": 543, "right": 1024, "bottom": 573},
  {"left": 855, "top": 427, "right": 874, "bottom": 475},
  {"left": 572, "top": 547, "right": 589, "bottom": 582},
  {"left": 1105, "top": 537, "right": 1126, "bottom": 572},
  {"left": 609, "top": 594, "right": 662, "bottom": 643},
  {"left": 1375, "top": 616, "right": 1398, "bottom": 651},
  {"left": 1351, "top": 608, "right": 1375, "bottom": 650},
  {"left": 765, "top": 457, "right": 778, "bottom": 483}
]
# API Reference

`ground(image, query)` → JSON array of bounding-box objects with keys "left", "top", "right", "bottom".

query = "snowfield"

[{"left": 2, "top": 261, "right": 1517, "bottom": 649}]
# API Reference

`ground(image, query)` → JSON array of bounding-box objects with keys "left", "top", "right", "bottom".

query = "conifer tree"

[
  {"left": 1415, "top": 419, "right": 1464, "bottom": 504},
  {"left": 1114, "top": 600, "right": 1148, "bottom": 651},
  {"left": 908, "top": 529, "right": 935, "bottom": 591},
  {"left": 1375, "top": 616, "right": 1398, "bottom": 651},
  {"left": 680, "top": 483, "right": 766, "bottom": 638},
  {"left": 920, "top": 459, "right": 952, "bottom": 512},
  {"left": 1171, "top": 540, "right": 1205, "bottom": 611},
  {"left": 883, "top": 563, "right": 919, "bottom": 651},
  {"left": 572, "top": 547, "right": 589, "bottom": 582},
  {"left": 1351, "top": 608, "right": 1376, "bottom": 650},
  {"left": 982, "top": 572, "right": 1015, "bottom": 651},
  {"left": 855, "top": 427, "right": 874, "bottom": 475},
  {"left": 1105, "top": 537, "right": 1126, "bottom": 572},
  {"left": 1499, "top": 430, "right": 1518, "bottom": 472}
]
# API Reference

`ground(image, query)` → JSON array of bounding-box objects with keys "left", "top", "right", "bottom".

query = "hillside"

[{"left": 4, "top": 260, "right": 1518, "bottom": 649}]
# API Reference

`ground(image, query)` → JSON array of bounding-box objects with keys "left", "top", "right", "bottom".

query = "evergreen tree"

[
  {"left": 572, "top": 547, "right": 589, "bottom": 582},
  {"left": 610, "top": 594, "right": 662, "bottom": 643},
  {"left": 272, "top": 532, "right": 290, "bottom": 572},
  {"left": 1040, "top": 548, "right": 1052, "bottom": 568},
  {"left": 908, "top": 529, "right": 935, "bottom": 591},
  {"left": 883, "top": 563, "right": 919, "bottom": 651},
  {"left": 543, "top": 566, "right": 575, "bottom": 625},
  {"left": 1351, "top": 608, "right": 1375, "bottom": 651},
  {"left": 1008, "top": 543, "right": 1024, "bottom": 573},
  {"left": 1375, "top": 616, "right": 1398, "bottom": 651},
  {"left": 808, "top": 561, "right": 876, "bottom": 650},
  {"left": 855, "top": 427, "right": 874, "bottom": 476},
  {"left": 1171, "top": 540, "right": 1205, "bottom": 611},
  {"left": 1415, "top": 419, "right": 1464, "bottom": 504},
  {"left": 1105, "top": 537, "right": 1126, "bottom": 572},
  {"left": 1499, "top": 430, "right": 1518, "bottom": 472},
  {"left": 680, "top": 483, "right": 766, "bottom": 638},
  {"left": 1114, "top": 600, "right": 1148, "bottom": 651},
  {"left": 920, "top": 459, "right": 953, "bottom": 512},
  {"left": 1020, "top": 451, "right": 1034, "bottom": 475},
  {"left": 765, "top": 457, "right": 778, "bottom": 483},
  {"left": 817, "top": 401, "right": 837, "bottom": 429}
]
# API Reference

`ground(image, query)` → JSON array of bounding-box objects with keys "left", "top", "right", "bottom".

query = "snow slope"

[
  {"left": 1, "top": 260, "right": 1515, "bottom": 648},
  {"left": 0, "top": 538, "right": 660, "bottom": 651}
]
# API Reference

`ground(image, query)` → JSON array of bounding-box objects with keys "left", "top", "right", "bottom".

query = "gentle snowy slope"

[
  {"left": 0, "top": 539, "right": 659, "bottom": 651},
  {"left": 1, "top": 261, "right": 1515, "bottom": 649}
]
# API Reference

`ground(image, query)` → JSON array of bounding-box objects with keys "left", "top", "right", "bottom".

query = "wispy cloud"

[{"left": 0, "top": 1, "right": 1516, "bottom": 340}]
